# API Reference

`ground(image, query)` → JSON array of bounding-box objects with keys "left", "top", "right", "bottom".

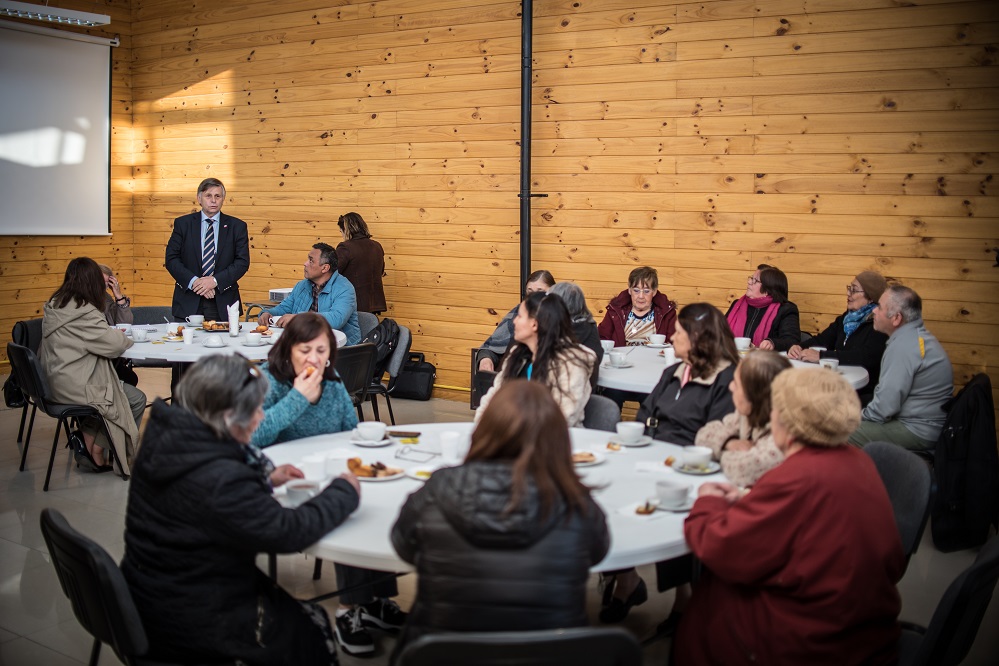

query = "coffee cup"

[
  {"left": 661, "top": 348, "right": 676, "bottom": 365},
  {"left": 204, "top": 333, "right": 224, "bottom": 347},
  {"left": 436, "top": 430, "right": 460, "bottom": 462},
  {"left": 682, "top": 445, "right": 713, "bottom": 469},
  {"left": 245, "top": 332, "right": 262, "bottom": 345},
  {"left": 615, "top": 421, "right": 644, "bottom": 444},
  {"left": 182, "top": 328, "right": 195, "bottom": 345},
  {"left": 167, "top": 322, "right": 182, "bottom": 336},
  {"left": 819, "top": 358, "right": 840, "bottom": 371},
  {"left": 115, "top": 323, "right": 132, "bottom": 334},
  {"left": 609, "top": 351, "right": 626, "bottom": 367},
  {"left": 656, "top": 478, "right": 691, "bottom": 508},
  {"left": 286, "top": 480, "right": 321, "bottom": 506},
  {"left": 356, "top": 421, "right": 387, "bottom": 442},
  {"left": 132, "top": 328, "right": 148, "bottom": 342},
  {"left": 648, "top": 334, "right": 666, "bottom": 345},
  {"left": 185, "top": 314, "right": 205, "bottom": 327},
  {"left": 600, "top": 339, "right": 614, "bottom": 352},
  {"left": 734, "top": 337, "right": 751, "bottom": 351}
]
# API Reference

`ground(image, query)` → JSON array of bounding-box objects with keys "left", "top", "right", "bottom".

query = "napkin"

[
  {"left": 634, "top": 461, "right": 676, "bottom": 475},
  {"left": 227, "top": 301, "right": 241, "bottom": 331}
]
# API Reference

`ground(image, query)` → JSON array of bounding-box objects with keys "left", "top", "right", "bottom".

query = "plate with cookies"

[
  {"left": 347, "top": 457, "right": 404, "bottom": 481},
  {"left": 200, "top": 320, "right": 230, "bottom": 332},
  {"left": 571, "top": 450, "right": 605, "bottom": 467}
]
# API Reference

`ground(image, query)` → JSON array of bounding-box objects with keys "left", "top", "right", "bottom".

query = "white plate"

[
  {"left": 673, "top": 461, "right": 721, "bottom": 476},
  {"left": 609, "top": 435, "right": 652, "bottom": 448},
  {"left": 604, "top": 361, "right": 634, "bottom": 369},
  {"left": 657, "top": 498, "right": 695, "bottom": 512},
  {"left": 405, "top": 466, "right": 440, "bottom": 481},
  {"left": 357, "top": 471, "right": 405, "bottom": 482},
  {"left": 350, "top": 437, "right": 393, "bottom": 448},
  {"left": 242, "top": 340, "right": 270, "bottom": 347},
  {"left": 572, "top": 451, "right": 605, "bottom": 467},
  {"left": 646, "top": 343, "right": 670, "bottom": 349}
]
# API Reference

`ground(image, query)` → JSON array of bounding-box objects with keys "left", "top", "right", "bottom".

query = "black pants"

[{"left": 334, "top": 564, "right": 399, "bottom": 605}]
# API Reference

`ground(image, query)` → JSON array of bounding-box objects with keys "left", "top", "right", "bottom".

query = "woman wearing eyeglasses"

[
  {"left": 598, "top": 266, "right": 677, "bottom": 347},
  {"left": 122, "top": 354, "right": 361, "bottom": 665},
  {"left": 788, "top": 271, "right": 889, "bottom": 403},
  {"left": 725, "top": 264, "right": 801, "bottom": 351},
  {"left": 251, "top": 312, "right": 407, "bottom": 657}
]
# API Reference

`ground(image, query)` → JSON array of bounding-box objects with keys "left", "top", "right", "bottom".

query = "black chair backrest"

[
  {"left": 335, "top": 342, "right": 377, "bottom": 403},
  {"left": 384, "top": 325, "right": 413, "bottom": 385},
  {"left": 357, "top": 311, "right": 379, "bottom": 340},
  {"left": 7, "top": 342, "right": 52, "bottom": 407},
  {"left": 12, "top": 317, "right": 44, "bottom": 353},
  {"left": 904, "top": 536, "right": 999, "bottom": 666},
  {"left": 864, "top": 441, "right": 933, "bottom": 563},
  {"left": 583, "top": 394, "right": 621, "bottom": 432},
  {"left": 39, "top": 508, "right": 149, "bottom": 663},
  {"left": 398, "top": 627, "right": 642, "bottom": 666},
  {"left": 129, "top": 305, "right": 173, "bottom": 326}
]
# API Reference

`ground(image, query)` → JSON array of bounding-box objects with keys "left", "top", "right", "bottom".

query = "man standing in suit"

[{"left": 165, "top": 178, "right": 250, "bottom": 321}]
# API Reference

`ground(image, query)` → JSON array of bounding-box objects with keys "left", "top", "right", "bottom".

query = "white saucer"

[
  {"left": 242, "top": 340, "right": 269, "bottom": 347},
  {"left": 203, "top": 341, "right": 228, "bottom": 349},
  {"left": 673, "top": 461, "right": 721, "bottom": 476},
  {"left": 657, "top": 498, "right": 695, "bottom": 512},
  {"left": 349, "top": 433, "right": 393, "bottom": 448},
  {"left": 130, "top": 339, "right": 151, "bottom": 343},
  {"left": 610, "top": 435, "right": 652, "bottom": 448},
  {"left": 646, "top": 343, "right": 670, "bottom": 349},
  {"left": 605, "top": 361, "right": 634, "bottom": 369}
]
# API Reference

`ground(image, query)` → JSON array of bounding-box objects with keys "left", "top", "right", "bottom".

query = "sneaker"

[
  {"left": 334, "top": 609, "right": 375, "bottom": 656},
  {"left": 359, "top": 598, "right": 408, "bottom": 632}
]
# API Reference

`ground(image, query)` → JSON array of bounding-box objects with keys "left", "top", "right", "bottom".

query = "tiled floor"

[{"left": 1, "top": 367, "right": 996, "bottom": 665}]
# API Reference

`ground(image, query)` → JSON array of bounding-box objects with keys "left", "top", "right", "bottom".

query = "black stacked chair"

[
  {"left": 397, "top": 627, "right": 642, "bottom": 666},
  {"left": 334, "top": 342, "right": 377, "bottom": 421},
  {"left": 8, "top": 342, "right": 118, "bottom": 490},
  {"left": 11, "top": 317, "right": 44, "bottom": 443},
  {"left": 367, "top": 324, "right": 412, "bottom": 425}
]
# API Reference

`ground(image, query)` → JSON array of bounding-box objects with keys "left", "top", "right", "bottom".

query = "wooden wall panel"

[{"left": 4, "top": 0, "right": 996, "bottom": 424}]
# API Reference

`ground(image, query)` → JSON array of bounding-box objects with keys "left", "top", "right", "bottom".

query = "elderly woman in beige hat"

[
  {"left": 789, "top": 270, "right": 889, "bottom": 403},
  {"left": 674, "top": 367, "right": 904, "bottom": 665}
]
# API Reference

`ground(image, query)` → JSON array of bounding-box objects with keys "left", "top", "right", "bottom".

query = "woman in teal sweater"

[{"left": 252, "top": 313, "right": 407, "bottom": 657}]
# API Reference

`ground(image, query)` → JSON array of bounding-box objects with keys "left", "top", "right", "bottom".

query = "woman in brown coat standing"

[
  {"left": 336, "top": 212, "right": 387, "bottom": 314},
  {"left": 40, "top": 257, "right": 145, "bottom": 474}
]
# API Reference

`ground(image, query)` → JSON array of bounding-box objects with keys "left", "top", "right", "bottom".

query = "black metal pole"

[{"left": 518, "top": 0, "right": 545, "bottom": 297}]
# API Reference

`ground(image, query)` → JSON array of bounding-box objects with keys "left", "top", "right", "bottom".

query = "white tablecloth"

[
  {"left": 596, "top": 346, "right": 869, "bottom": 393},
  {"left": 119, "top": 324, "right": 348, "bottom": 363},
  {"left": 265, "top": 423, "right": 728, "bottom": 573}
]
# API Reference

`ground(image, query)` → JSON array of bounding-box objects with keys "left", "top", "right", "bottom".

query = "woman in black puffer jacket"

[
  {"left": 390, "top": 379, "right": 609, "bottom": 662},
  {"left": 122, "top": 355, "right": 361, "bottom": 665}
]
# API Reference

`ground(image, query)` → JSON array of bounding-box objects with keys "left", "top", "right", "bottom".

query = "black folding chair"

[
  {"left": 8, "top": 342, "right": 119, "bottom": 490},
  {"left": 367, "top": 324, "right": 412, "bottom": 425},
  {"left": 11, "top": 318, "right": 44, "bottom": 442},
  {"left": 334, "top": 342, "right": 377, "bottom": 421},
  {"left": 864, "top": 441, "right": 933, "bottom": 572}
]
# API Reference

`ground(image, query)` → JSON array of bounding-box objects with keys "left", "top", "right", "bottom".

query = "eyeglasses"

[
  {"left": 630, "top": 288, "right": 653, "bottom": 296},
  {"left": 747, "top": 276, "right": 761, "bottom": 286},
  {"left": 240, "top": 361, "right": 263, "bottom": 390},
  {"left": 395, "top": 447, "right": 439, "bottom": 463},
  {"left": 846, "top": 285, "right": 865, "bottom": 294}
]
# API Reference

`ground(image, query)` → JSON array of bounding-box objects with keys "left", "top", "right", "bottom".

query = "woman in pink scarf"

[{"left": 725, "top": 264, "right": 801, "bottom": 352}]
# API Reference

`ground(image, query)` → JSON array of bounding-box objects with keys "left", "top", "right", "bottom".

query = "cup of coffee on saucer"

[
  {"left": 656, "top": 478, "right": 692, "bottom": 510},
  {"left": 615, "top": 421, "right": 644, "bottom": 445},
  {"left": 132, "top": 328, "right": 148, "bottom": 342},
  {"left": 648, "top": 334, "right": 666, "bottom": 346},
  {"left": 608, "top": 351, "right": 626, "bottom": 367},
  {"left": 356, "top": 421, "right": 387, "bottom": 442},
  {"left": 245, "top": 332, "right": 262, "bottom": 346},
  {"left": 600, "top": 339, "right": 614, "bottom": 352},
  {"left": 819, "top": 358, "right": 840, "bottom": 371},
  {"left": 186, "top": 314, "right": 205, "bottom": 327},
  {"left": 681, "top": 446, "right": 713, "bottom": 470},
  {"left": 285, "top": 480, "right": 321, "bottom": 506}
]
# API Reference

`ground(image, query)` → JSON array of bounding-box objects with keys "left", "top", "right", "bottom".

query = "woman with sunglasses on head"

[
  {"left": 789, "top": 271, "right": 889, "bottom": 404},
  {"left": 122, "top": 354, "right": 361, "bottom": 665},
  {"left": 475, "top": 291, "right": 596, "bottom": 427},
  {"left": 725, "top": 264, "right": 801, "bottom": 351},
  {"left": 336, "top": 211, "right": 386, "bottom": 314},
  {"left": 251, "top": 312, "right": 408, "bottom": 657}
]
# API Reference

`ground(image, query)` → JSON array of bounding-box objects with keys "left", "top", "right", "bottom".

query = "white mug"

[
  {"left": 600, "top": 340, "right": 615, "bottom": 352},
  {"left": 182, "top": 328, "right": 195, "bottom": 345},
  {"left": 661, "top": 348, "right": 677, "bottom": 365},
  {"left": 286, "top": 480, "right": 321, "bottom": 506},
  {"left": 734, "top": 337, "right": 751, "bottom": 351},
  {"left": 245, "top": 332, "right": 262, "bottom": 345},
  {"left": 682, "top": 446, "right": 713, "bottom": 468},
  {"left": 648, "top": 334, "right": 666, "bottom": 345},
  {"left": 132, "top": 328, "right": 148, "bottom": 342},
  {"left": 357, "top": 421, "right": 387, "bottom": 442},
  {"left": 615, "top": 421, "right": 644, "bottom": 444},
  {"left": 609, "top": 351, "right": 626, "bottom": 367},
  {"left": 656, "top": 479, "right": 691, "bottom": 508},
  {"left": 819, "top": 358, "right": 840, "bottom": 371},
  {"left": 185, "top": 314, "right": 205, "bottom": 327}
]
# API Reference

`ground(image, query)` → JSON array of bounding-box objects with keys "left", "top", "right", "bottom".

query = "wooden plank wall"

[
  {"left": 3, "top": 0, "right": 996, "bottom": 415},
  {"left": 0, "top": 0, "right": 133, "bottom": 346}
]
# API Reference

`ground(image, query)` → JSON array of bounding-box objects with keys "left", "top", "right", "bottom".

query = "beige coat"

[
  {"left": 695, "top": 411, "right": 783, "bottom": 488},
  {"left": 475, "top": 344, "right": 596, "bottom": 427},
  {"left": 40, "top": 300, "right": 138, "bottom": 475}
]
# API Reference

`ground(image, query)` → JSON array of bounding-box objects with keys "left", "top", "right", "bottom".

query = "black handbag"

[
  {"left": 3, "top": 374, "right": 25, "bottom": 409},
  {"left": 392, "top": 352, "right": 436, "bottom": 401}
]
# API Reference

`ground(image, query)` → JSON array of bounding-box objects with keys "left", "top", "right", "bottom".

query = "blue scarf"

[{"left": 842, "top": 302, "right": 876, "bottom": 340}]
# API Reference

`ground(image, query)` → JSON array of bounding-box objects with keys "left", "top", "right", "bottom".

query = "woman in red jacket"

[{"left": 597, "top": 265, "right": 677, "bottom": 347}]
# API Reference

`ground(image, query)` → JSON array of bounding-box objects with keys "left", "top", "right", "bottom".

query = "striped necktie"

[{"left": 202, "top": 220, "right": 216, "bottom": 277}]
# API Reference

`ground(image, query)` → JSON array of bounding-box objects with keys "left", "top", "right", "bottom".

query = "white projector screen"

[{"left": 0, "top": 24, "right": 111, "bottom": 235}]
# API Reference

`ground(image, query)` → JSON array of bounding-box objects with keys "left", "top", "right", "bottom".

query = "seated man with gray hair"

[{"left": 848, "top": 285, "right": 953, "bottom": 451}]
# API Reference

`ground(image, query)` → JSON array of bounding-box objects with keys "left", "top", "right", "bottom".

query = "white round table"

[
  {"left": 119, "top": 324, "right": 348, "bottom": 363},
  {"left": 595, "top": 346, "right": 869, "bottom": 393},
  {"left": 265, "top": 423, "right": 727, "bottom": 573}
]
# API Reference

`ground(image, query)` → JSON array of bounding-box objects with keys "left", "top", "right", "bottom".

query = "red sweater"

[{"left": 676, "top": 445, "right": 904, "bottom": 666}]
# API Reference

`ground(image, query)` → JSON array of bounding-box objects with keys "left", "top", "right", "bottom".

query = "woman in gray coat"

[{"left": 40, "top": 257, "right": 146, "bottom": 474}]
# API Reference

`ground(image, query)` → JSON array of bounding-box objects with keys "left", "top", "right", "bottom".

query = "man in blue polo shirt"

[{"left": 258, "top": 242, "right": 361, "bottom": 345}]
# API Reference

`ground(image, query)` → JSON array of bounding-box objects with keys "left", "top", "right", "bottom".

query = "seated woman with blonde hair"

[{"left": 695, "top": 351, "right": 791, "bottom": 487}]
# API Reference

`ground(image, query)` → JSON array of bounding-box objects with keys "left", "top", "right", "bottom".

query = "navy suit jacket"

[{"left": 165, "top": 212, "right": 250, "bottom": 319}]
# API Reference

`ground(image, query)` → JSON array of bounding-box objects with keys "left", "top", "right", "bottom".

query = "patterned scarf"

[
  {"left": 842, "top": 302, "right": 876, "bottom": 340},
  {"left": 244, "top": 443, "right": 276, "bottom": 491}
]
